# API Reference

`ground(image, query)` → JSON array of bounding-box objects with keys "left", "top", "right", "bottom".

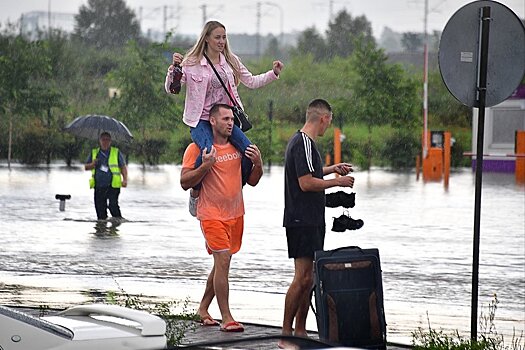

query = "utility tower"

[
  {"left": 256, "top": 2, "right": 261, "bottom": 57},
  {"left": 422, "top": 0, "right": 429, "bottom": 160},
  {"left": 200, "top": 4, "right": 207, "bottom": 27}
]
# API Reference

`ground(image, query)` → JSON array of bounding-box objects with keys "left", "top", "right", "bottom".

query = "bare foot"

[
  {"left": 277, "top": 335, "right": 300, "bottom": 350},
  {"left": 198, "top": 314, "right": 219, "bottom": 326}
]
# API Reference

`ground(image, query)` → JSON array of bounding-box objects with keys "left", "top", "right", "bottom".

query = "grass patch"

[
  {"left": 105, "top": 279, "right": 199, "bottom": 346},
  {"left": 412, "top": 295, "right": 524, "bottom": 350}
]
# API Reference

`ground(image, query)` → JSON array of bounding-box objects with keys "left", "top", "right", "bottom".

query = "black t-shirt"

[{"left": 283, "top": 131, "right": 325, "bottom": 227}]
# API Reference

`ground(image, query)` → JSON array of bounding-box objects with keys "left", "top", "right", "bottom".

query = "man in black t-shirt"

[{"left": 280, "top": 99, "right": 355, "bottom": 346}]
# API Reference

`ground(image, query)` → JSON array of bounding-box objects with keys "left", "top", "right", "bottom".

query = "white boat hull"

[{"left": 0, "top": 304, "right": 166, "bottom": 350}]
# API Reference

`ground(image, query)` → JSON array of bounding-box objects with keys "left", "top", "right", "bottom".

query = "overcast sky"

[{"left": 0, "top": 0, "right": 524, "bottom": 38}]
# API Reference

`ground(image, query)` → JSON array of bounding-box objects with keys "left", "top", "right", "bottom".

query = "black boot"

[
  {"left": 326, "top": 191, "right": 356, "bottom": 208},
  {"left": 331, "top": 213, "right": 364, "bottom": 232}
]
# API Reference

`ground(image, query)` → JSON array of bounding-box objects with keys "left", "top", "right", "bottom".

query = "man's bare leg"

[
  {"left": 279, "top": 257, "right": 314, "bottom": 348},
  {"left": 212, "top": 251, "right": 235, "bottom": 326},
  {"left": 198, "top": 265, "right": 216, "bottom": 320},
  {"left": 294, "top": 284, "right": 312, "bottom": 337}
]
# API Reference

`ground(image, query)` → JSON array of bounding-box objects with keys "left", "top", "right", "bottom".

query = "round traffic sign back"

[{"left": 439, "top": 1, "right": 525, "bottom": 107}]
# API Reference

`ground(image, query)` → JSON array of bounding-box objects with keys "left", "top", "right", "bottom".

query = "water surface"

[{"left": 0, "top": 164, "right": 523, "bottom": 344}]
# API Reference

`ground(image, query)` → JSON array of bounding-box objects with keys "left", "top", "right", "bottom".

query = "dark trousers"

[{"left": 94, "top": 187, "right": 122, "bottom": 220}]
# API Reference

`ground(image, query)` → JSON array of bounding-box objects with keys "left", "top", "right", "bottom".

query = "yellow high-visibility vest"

[{"left": 89, "top": 147, "right": 122, "bottom": 189}]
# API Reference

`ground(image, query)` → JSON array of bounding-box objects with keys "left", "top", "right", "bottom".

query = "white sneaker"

[{"left": 189, "top": 195, "right": 198, "bottom": 217}]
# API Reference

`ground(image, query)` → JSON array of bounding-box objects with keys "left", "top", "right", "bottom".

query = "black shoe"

[
  {"left": 326, "top": 191, "right": 356, "bottom": 208},
  {"left": 331, "top": 213, "right": 364, "bottom": 232}
]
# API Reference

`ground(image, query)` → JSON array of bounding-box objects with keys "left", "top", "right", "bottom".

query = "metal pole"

[
  {"left": 264, "top": 2, "right": 283, "bottom": 43},
  {"left": 163, "top": 6, "right": 167, "bottom": 39},
  {"left": 423, "top": 0, "right": 429, "bottom": 160},
  {"left": 279, "top": 5, "right": 283, "bottom": 43},
  {"left": 256, "top": 2, "right": 261, "bottom": 57},
  {"left": 471, "top": 5, "right": 491, "bottom": 341},
  {"left": 139, "top": 7, "right": 143, "bottom": 32},
  {"left": 200, "top": 4, "right": 207, "bottom": 27},
  {"left": 48, "top": 0, "right": 52, "bottom": 37},
  {"left": 268, "top": 100, "right": 273, "bottom": 171}
]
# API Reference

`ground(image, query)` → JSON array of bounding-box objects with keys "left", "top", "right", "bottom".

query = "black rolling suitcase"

[{"left": 314, "top": 246, "right": 387, "bottom": 349}]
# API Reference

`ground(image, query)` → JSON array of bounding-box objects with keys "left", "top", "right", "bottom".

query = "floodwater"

[{"left": 0, "top": 163, "right": 523, "bottom": 345}]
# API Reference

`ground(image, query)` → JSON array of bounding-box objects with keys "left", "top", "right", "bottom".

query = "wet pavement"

[
  {"left": 176, "top": 320, "right": 411, "bottom": 349},
  {"left": 8, "top": 305, "right": 410, "bottom": 349}
]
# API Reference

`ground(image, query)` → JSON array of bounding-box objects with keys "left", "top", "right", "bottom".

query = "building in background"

[
  {"left": 471, "top": 85, "right": 525, "bottom": 172},
  {"left": 20, "top": 11, "right": 75, "bottom": 39}
]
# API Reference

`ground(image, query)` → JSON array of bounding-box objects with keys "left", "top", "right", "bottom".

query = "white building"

[
  {"left": 471, "top": 86, "right": 525, "bottom": 172},
  {"left": 20, "top": 11, "right": 75, "bottom": 38}
]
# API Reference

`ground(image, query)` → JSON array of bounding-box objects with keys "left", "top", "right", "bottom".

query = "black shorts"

[{"left": 286, "top": 226, "right": 326, "bottom": 259}]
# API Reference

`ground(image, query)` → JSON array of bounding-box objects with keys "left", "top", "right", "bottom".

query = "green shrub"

[
  {"left": 15, "top": 119, "right": 57, "bottom": 165},
  {"left": 412, "top": 295, "right": 523, "bottom": 350},
  {"left": 380, "top": 129, "right": 420, "bottom": 169}
]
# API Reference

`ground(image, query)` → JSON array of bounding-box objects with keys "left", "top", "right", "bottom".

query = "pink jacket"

[{"left": 165, "top": 53, "right": 278, "bottom": 127}]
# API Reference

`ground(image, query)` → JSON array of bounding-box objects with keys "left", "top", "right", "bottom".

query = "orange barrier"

[
  {"left": 516, "top": 131, "right": 525, "bottom": 183},
  {"left": 334, "top": 128, "right": 342, "bottom": 165},
  {"left": 422, "top": 131, "right": 451, "bottom": 184},
  {"left": 325, "top": 153, "right": 332, "bottom": 166},
  {"left": 423, "top": 148, "right": 443, "bottom": 181},
  {"left": 444, "top": 132, "right": 451, "bottom": 188}
]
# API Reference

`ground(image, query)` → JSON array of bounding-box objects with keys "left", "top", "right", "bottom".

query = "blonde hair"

[{"left": 182, "top": 21, "right": 241, "bottom": 85}]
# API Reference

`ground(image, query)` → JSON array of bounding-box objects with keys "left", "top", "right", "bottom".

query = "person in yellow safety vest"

[{"left": 85, "top": 132, "right": 128, "bottom": 220}]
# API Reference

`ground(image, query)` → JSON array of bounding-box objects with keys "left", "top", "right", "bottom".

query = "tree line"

[{"left": 0, "top": 0, "right": 473, "bottom": 170}]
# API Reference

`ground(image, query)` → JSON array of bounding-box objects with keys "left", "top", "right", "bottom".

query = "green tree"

[
  {"left": 428, "top": 70, "right": 471, "bottom": 127},
  {"left": 401, "top": 32, "right": 423, "bottom": 52},
  {"left": 15, "top": 118, "right": 57, "bottom": 165},
  {"left": 73, "top": 0, "right": 140, "bottom": 49},
  {"left": 349, "top": 39, "right": 419, "bottom": 169},
  {"left": 380, "top": 129, "right": 420, "bottom": 169},
  {"left": 263, "top": 35, "right": 288, "bottom": 61},
  {"left": 28, "top": 31, "right": 74, "bottom": 164},
  {"left": 325, "top": 10, "right": 375, "bottom": 59},
  {"left": 0, "top": 33, "right": 53, "bottom": 167},
  {"left": 107, "top": 41, "right": 182, "bottom": 165},
  {"left": 293, "top": 27, "right": 327, "bottom": 61}
]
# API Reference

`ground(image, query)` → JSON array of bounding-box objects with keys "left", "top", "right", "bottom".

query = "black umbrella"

[{"left": 63, "top": 114, "right": 133, "bottom": 143}]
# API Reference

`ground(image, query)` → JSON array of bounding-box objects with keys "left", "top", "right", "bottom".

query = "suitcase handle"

[
  {"left": 332, "top": 245, "right": 363, "bottom": 252},
  {"left": 324, "top": 246, "right": 363, "bottom": 256}
]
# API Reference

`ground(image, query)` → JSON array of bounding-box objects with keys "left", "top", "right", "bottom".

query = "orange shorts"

[{"left": 200, "top": 217, "right": 244, "bottom": 255}]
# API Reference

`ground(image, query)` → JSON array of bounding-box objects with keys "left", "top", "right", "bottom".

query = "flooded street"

[{"left": 0, "top": 163, "right": 523, "bottom": 344}]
